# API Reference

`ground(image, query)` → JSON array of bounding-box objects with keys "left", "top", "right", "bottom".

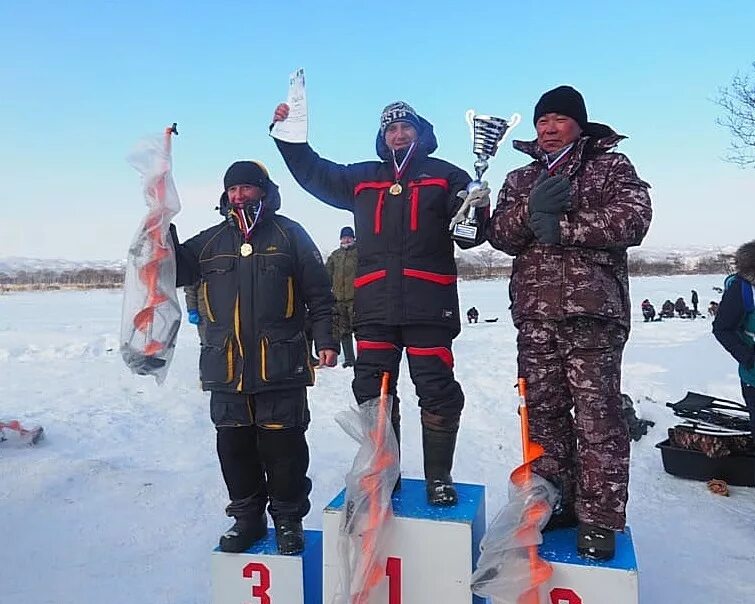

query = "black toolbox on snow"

[{"left": 656, "top": 439, "right": 755, "bottom": 487}]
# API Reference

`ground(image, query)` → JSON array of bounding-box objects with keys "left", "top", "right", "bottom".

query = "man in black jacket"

[
  {"left": 171, "top": 160, "right": 338, "bottom": 555},
  {"left": 271, "top": 101, "right": 490, "bottom": 506}
]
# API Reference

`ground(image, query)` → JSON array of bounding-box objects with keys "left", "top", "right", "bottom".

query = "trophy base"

[{"left": 452, "top": 222, "right": 478, "bottom": 243}]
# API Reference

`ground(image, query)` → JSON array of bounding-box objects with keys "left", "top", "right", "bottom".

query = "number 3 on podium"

[{"left": 243, "top": 562, "right": 271, "bottom": 604}]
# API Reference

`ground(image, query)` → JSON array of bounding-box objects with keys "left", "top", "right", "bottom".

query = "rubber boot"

[
  {"left": 341, "top": 334, "right": 356, "bottom": 368},
  {"left": 577, "top": 522, "right": 616, "bottom": 560},
  {"left": 421, "top": 425, "right": 458, "bottom": 506}
]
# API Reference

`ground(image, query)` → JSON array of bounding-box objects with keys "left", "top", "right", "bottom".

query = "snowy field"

[{"left": 1, "top": 275, "right": 754, "bottom": 604}]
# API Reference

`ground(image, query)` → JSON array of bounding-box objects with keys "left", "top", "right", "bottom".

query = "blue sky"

[{"left": 1, "top": 1, "right": 753, "bottom": 260}]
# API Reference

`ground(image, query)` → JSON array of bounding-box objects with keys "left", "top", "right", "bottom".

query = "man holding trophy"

[
  {"left": 272, "top": 100, "right": 511, "bottom": 505},
  {"left": 487, "top": 85, "right": 652, "bottom": 560}
]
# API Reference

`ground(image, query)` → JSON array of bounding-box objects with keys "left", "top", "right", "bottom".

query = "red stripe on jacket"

[
  {"left": 407, "top": 178, "right": 449, "bottom": 232},
  {"left": 354, "top": 270, "right": 387, "bottom": 288},
  {"left": 402, "top": 269, "right": 457, "bottom": 285},
  {"left": 407, "top": 346, "right": 454, "bottom": 368}
]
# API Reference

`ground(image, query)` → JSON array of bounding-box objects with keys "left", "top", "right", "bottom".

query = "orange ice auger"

[
  {"left": 470, "top": 378, "right": 557, "bottom": 604},
  {"left": 121, "top": 124, "right": 182, "bottom": 384},
  {"left": 333, "top": 371, "right": 400, "bottom": 604},
  {"left": 352, "top": 371, "right": 394, "bottom": 604},
  {"left": 510, "top": 378, "right": 553, "bottom": 604}
]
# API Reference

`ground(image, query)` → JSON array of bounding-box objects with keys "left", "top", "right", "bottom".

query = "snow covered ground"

[{"left": 1, "top": 275, "right": 753, "bottom": 603}]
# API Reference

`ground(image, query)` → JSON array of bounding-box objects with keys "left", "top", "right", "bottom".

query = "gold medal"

[
  {"left": 240, "top": 243, "right": 253, "bottom": 257},
  {"left": 389, "top": 182, "right": 402, "bottom": 196}
]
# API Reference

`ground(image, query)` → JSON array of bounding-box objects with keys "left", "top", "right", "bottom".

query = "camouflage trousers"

[
  {"left": 334, "top": 300, "right": 354, "bottom": 339},
  {"left": 517, "top": 318, "right": 629, "bottom": 530}
]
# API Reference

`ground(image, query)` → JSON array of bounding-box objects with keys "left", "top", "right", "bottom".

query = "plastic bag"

[
  {"left": 471, "top": 470, "right": 557, "bottom": 603},
  {"left": 331, "top": 389, "right": 400, "bottom": 604},
  {"left": 120, "top": 126, "right": 181, "bottom": 384}
]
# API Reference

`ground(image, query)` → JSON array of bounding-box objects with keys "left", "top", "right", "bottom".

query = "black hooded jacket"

[
  {"left": 275, "top": 115, "right": 485, "bottom": 335},
  {"left": 171, "top": 178, "right": 337, "bottom": 394}
]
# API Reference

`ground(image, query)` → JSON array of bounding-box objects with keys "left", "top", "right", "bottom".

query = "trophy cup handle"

[
  {"left": 494, "top": 113, "right": 521, "bottom": 151},
  {"left": 465, "top": 109, "right": 477, "bottom": 137}
]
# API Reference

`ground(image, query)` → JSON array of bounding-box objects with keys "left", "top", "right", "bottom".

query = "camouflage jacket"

[
  {"left": 487, "top": 133, "right": 652, "bottom": 328},
  {"left": 326, "top": 244, "right": 357, "bottom": 302}
]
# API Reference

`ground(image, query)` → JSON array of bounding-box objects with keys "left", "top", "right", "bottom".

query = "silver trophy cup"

[{"left": 452, "top": 110, "right": 521, "bottom": 242}]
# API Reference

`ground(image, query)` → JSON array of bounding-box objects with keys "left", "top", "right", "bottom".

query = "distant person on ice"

[
  {"left": 487, "top": 85, "right": 652, "bottom": 560},
  {"left": 170, "top": 160, "right": 338, "bottom": 555},
  {"left": 708, "top": 300, "right": 719, "bottom": 318},
  {"left": 467, "top": 306, "right": 479, "bottom": 324},
  {"left": 641, "top": 299, "right": 656, "bottom": 322},
  {"left": 691, "top": 289, "right": 699, "bottom": 318},
  {"left": 712, "top": 240, "right": 755, "bottom": 438},
  {"left": 675, "top": 296, "right": 690, "bottom": 318},
  {"left": 272, "top": 100, "right": 489, "bottom": 506},
  {"left": 326, "top": 226, "right": 358, "bottom": 368},
  {"left": 660, "top": 299, "right": 675, "bottom": 319}
]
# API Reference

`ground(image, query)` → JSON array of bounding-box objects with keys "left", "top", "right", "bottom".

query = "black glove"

[
  {"left": 528, "top": 173, "right": 572, "bottom": 215},
  {"left": 529, "top": 211, "right": 561, "bottom": 244}
]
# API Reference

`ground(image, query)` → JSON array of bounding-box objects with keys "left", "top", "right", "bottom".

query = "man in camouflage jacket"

[
  {"left": 326, "top": 225, "right": 358, "bottom": 367},
  {"left": 487, "top": 86, "right": 652, "bottom": 559}
]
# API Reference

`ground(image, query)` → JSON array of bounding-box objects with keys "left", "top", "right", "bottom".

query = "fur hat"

[
  {"left": 735, "top": 240, "right": 755, "bottom": 283},
  {"left": 380, "top": 101, "right": 421, "bottom": 137},
  {"left": 339, "top": 226, "right": 355, "bottom": 239}
]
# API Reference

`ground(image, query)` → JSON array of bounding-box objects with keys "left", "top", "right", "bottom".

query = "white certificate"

[{"left": 270, "top": 68, "right": 307, "bottom": 143}]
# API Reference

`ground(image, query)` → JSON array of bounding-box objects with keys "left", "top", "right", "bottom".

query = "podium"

[
  {"left": 538, "top": 526, "right": 638, "bottom": 604},
  {"left": 323, "top": 478, "right": 486, "bottom": 603},
  {"left": 211, "top": 528, "right": 322, "bottom": 604}
]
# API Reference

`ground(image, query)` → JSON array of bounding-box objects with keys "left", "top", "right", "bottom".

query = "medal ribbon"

[
  {"left": 391, "top": 142, "right": 416, "bottom": 184},
  {"left": 545, "top": 142, "right": 575, "bottom": 175},
  {"left": 234, "top": 203, "right": 263, "bottom": 241}
]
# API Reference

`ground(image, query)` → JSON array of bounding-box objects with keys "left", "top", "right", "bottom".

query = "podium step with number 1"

[{"left": 323, "top": 477, "right": 486, "bottom": 604}]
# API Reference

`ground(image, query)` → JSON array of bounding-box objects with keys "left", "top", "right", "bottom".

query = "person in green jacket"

[{"left": 326, "top": 226, "right": 358, "bottom": 367}]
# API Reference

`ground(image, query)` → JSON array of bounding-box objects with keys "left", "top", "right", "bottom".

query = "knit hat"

[
  {"left": 533, "top": 86, "right": 589, "bottom": 131},
  {"left": 379, "top": 101, "right": 421, "bottom": 137},
  {"left": 223, "top": 160, "right": 269, "bottom": 190},
  {"left": 340, "top": 226, "right": 355, "bottom": 239}
]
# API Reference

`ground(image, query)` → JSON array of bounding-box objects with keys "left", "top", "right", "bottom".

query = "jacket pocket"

[
  {"left": 402, "top": 268, "right": 459, "bottom": 324},
  {"left": 201, "top": 255, "right": 236, "bottom": 323},
  {"left": 260, "top": 332, "right": 309, "bottom": 383},
  {"left": 200, "top": 336, "right": 235, "bottom": 385}
]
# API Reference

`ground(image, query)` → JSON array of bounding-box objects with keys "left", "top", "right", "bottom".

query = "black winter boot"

[
  {"left": 219, "top": 514, "right": 267, "bottom": 553},
  {"left": 274, "top": 518, "right": 305, "bottom": 555},
  {"left": 577, "top": 522, "right": 616, "bottom": 560},
  {"left": 421, "top": 425, "right": 458, "bottom": 506},
  {"left": 341, "top": 335, "right": 355, "bottom": 368},
  {"left": 543, "top": 504, "right": 578, "bottom": 532}
]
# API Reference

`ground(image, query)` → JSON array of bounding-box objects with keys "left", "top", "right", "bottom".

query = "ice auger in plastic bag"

[
  {"left": 332, "top": 372, "right": 400, "bottom": 604},
  {"left": 471, "top": 378, "right": 557, "bottom": 604},
  {"left": 0, "top": 420, "right": 44, "bottom": 446},
  {"left": 120, "top": 124, "right": 181, "bottom": 384}
]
